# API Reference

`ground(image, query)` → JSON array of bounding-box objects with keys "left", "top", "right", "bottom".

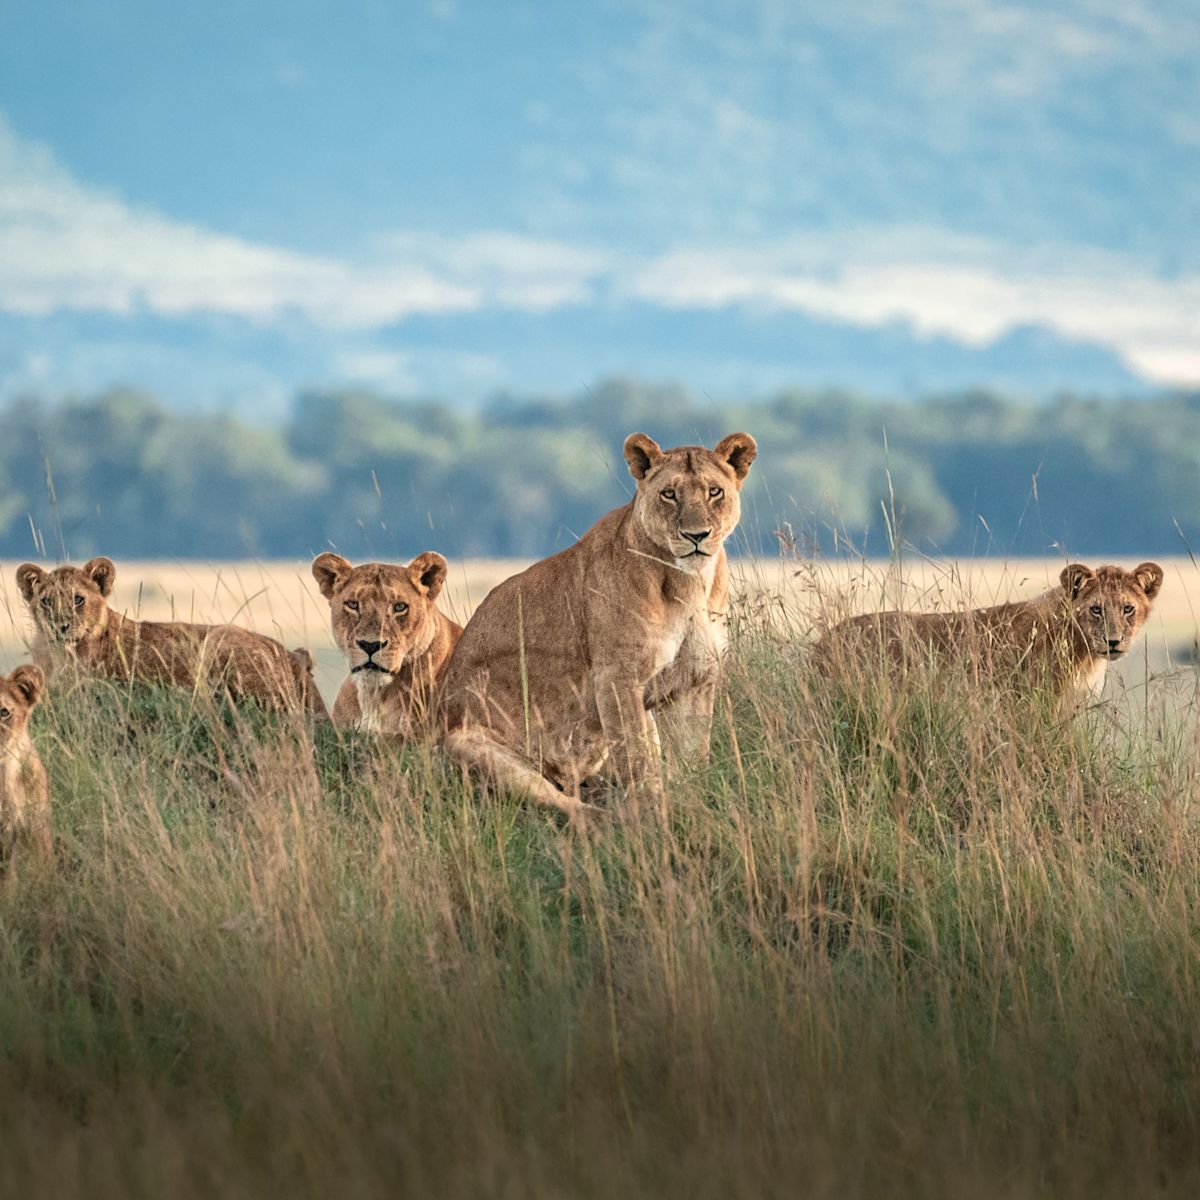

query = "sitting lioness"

[
  {"left": 311, "top": 552, "right": 463, "bottom": 736},
  {"left": 17, "top": 558, "right": 324, "bottom": 716},
  {"left": 439, "top": 431, "right": 757, "bottom": 820},
  {"left": 818, "top": 561, "right": 1164, "bottom": 705},
  {"left": 0, "top": 664, "right": 50, "bottom": 856}
]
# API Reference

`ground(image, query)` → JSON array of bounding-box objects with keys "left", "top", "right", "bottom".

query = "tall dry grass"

[{"left": 1, "top": 559, "right": 1199, "bottom": 1198}]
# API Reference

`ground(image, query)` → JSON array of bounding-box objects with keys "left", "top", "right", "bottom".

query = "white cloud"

[
  {"left": 0, "top": 116, "right": 597, "bottom": 328},
  {"left": 2, "top": 115, "right": 1198, "bottom": 386},
  {"left": 627, "top": 231, "right": 1200, "bottom": 384},
  {"left": 369, "top": 231, "right": 609, "bottom": 311}
]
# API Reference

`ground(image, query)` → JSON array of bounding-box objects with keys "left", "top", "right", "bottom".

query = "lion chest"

[
  {"left": 648, "top": 602, "right": 726, "bottom": 689},
  {"left": 1074, "top": 657, "right": 1109, "bottom": 701},
  {"left": 355, "top": 674, "right": 405, "bottom": 736},
  {"left": 0, "top": 744, "right": 40, "bottom": 824}
]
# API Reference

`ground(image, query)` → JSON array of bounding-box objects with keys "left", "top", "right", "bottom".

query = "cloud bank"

[{"left": 1, "top": 114, "right": 1197, "bottom": 385}]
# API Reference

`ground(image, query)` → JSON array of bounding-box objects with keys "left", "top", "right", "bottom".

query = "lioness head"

[
  {"left": 624, "top": 432, "right": 757, "bottom": 567},
  {"left": 17, "top": 558, "right": 116, "bottom": 647},
  {"left": 1061, "top": 561, "right": 1163, "bottom": 659},
  {"left": 311, "top": 552, "right": 449, "bottom": 678},
  {"left": 0, "top": 664, "right": 44, "bottom": 749}
]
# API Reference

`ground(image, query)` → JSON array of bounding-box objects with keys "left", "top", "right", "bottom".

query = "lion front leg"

[
  {"left": 653, "top": 678, "right": 717, "bottom": 771},
  {"left": 593, "top": 667, "right": 663, "bottom": 815}
]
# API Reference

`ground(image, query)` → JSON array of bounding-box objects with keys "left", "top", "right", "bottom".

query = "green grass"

[{"left": 2, "top": 622, "right": 1200, "bottom": 1199}]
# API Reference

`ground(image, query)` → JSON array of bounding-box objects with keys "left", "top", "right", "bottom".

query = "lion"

[
  {"left": 17, "top": 558, "right": 325, "bottom": 717},
  {"left": 816, "top": 561, "right": 1164, "bottom": 705},
  {"left": 438, "top": 431, "right": 757, "bottom": 820},
  {"left": 202, "top": 626, "right": 330, "bottom": 719},
  {"left": 0, "top": 664, "right": 51, "bottom": 856},
  {"left": 311, "top": 552, "right": 463, "bottom": 736}
]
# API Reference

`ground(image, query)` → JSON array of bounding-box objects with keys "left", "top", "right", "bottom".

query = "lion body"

[
  {"left": 439, "top": 432, "right": 756, "bottom": 818},
  {"left": 18, "top": 560, "right": 326, "bottom": 716},
  {"left": 202, "top": 626, "right": 330, "bottom": 719},
  {"left": 819, "top": 562, "right": 1164, "bottom": 704}
]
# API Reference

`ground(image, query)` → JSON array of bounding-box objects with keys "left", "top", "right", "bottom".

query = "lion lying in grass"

[
  {"left": 18, "top": 559, "right": 325, "bottom": 717},
  {"left": 818, "top": 561, "right": 1164, "bottom": 706},
  {"left": 202, "top": 627, "right": 329, "bottom": 719}
]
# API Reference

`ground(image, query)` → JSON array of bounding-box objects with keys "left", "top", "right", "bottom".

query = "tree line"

[{"left": 3, "top": 379, "right": 1198, "bottom": 561}]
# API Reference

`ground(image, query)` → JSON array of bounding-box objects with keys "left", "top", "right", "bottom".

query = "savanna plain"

[{"left": 2, "top": 555, "right": 1200, "bottom": 1198}]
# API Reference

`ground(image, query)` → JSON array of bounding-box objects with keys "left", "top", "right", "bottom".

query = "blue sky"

[{"left": 0, "top": 0, "right": 1197, "bottom": 406}]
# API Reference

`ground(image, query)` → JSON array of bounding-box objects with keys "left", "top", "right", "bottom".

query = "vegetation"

[
  {"left": 5, "top": 380, "right": 1200, "bottom": 562},
  {"left": 2, "top": 566, "right": 1199, "bottom": 1198}
]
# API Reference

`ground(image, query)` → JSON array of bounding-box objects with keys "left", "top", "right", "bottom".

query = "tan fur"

[
  {"left": 17, "top": 558, "right": 325, "bottom": 717},
  {"left": 311, "top": 552, "right": 463, "bottom": 737},
  {"left": 0, "top": 665, "right": 50, "bottom": 856},
  {"left": 202, "top": 626, "right": 330, "bottom": 719},
  {"left": 818, "top": 561, "right": 1164, "bottom": 705},
  {"left": 439, "top": 431, "right": 757, "bottom": 820}
]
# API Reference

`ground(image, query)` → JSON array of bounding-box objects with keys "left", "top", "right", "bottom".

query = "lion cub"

[
  {"left": 311, "top": 552, "right": 463, "bottom": 737},
  {"left": 0, "top": 665, "right": 51, "bottom": 856},
  {"left": 819, "top": 561, "right": 1164, "bottom": 706},
  {"left": 18, "top": 559, "right": 323, "bottom": 717}
]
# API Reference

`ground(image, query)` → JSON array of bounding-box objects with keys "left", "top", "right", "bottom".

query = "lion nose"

[
  {"left": 356, "top": 639, "right": 386, "bottom": 657},
  {"left": 1108, "top": 638, "right": 1121, "bottom": 651},
  {"left": 682, "top": 529, "right": 711, "bottom": 547},
  {"left": 58, "top": 623, "right": 70, "bottom": 634}
]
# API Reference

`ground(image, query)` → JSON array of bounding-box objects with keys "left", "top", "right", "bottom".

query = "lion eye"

[
  {"left": 1123, "top": 605, "right": 1135, "bottom": 616},
  {"left": 40, "top": 597, "right": 51, "bottom": 609},
  {"left": 344, "top": 599, "right": 360, "bottom": 612},
  {"left": 0, "top": 708, "right": 9, "bottom": 720},
  {"left": 393, "top": 602, "right": 409, "bottom": 615},
  {"left": 73, "top": 595, "right": 84, "bottom": 607},
  {"left": 660, "top": 488, "right": 677, "bottom": 501},
  {"left": 1089, "top": 605, "right": 1102, "bottom": 616},
  {"left": 709, "top": 486, "right": 723, "bottom": 499}
]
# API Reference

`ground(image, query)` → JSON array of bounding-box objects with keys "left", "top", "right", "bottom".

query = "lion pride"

[
  {"left": 439, "top": 431, "right": 757, "bottom": 820},
  {"left": 818, "top": 561, "right": 1164, "bottom": 705}
]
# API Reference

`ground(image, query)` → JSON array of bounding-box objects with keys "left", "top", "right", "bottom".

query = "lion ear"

[
  {"left": 714, "top": 432, "right": 757, "bottom": 484},
  {"left": 16, "top": 563, "right": 46, "bottom": 603},
  {"left": 409, "top": 552, "right": 448, "bottom": 600},
  {"left": 84, "top": 556, "right": 116, "bottom": 597},
  {"left": 624, "top": 433, "right": 663, "bottom": 481},
  {"left": 1060, "top": 563, "right": 1096, "bottom": 598},
  {"left": 312, "top": 553, "right": 353, "bottom": 599},
  {"left": 9, "top": 664, "right": 45, "bottom": 709},
  {"left": 1133, "top": 561, "right": 1164, "bottom": 599}
]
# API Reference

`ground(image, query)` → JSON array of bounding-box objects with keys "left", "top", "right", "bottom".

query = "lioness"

[
  {"left": 17, "top": 559, "right": 324, "bottom": 716},
  {"left": 202, "top": 626, "right": 330, "bottom": 719},
  {"left": 311, "top": 552, "right": 463, "bottom": 736},
  {"left": 439, "top": 431, "right": 757, "bottom": 820},
  {"left": 0, "top": 664, "right": 50, "bottom": 856},
  {"left": 818, "top": 561, "right": 1164, "bottom": 705}
]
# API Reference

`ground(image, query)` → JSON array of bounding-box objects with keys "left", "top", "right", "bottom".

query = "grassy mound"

[{"left": 1, "top": 624, "right": 1198, "bottom": 1198}]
